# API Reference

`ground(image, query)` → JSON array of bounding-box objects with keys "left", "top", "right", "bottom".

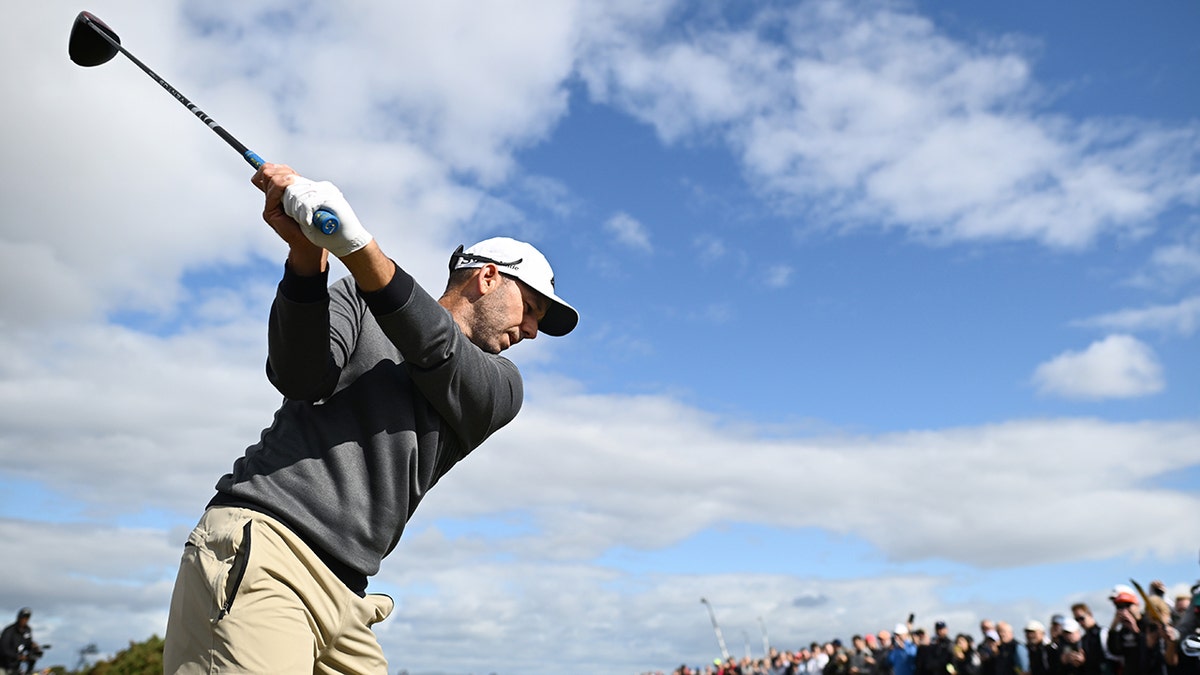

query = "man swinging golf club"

[{"left": 163, "top": 163, "right": 579, "bottom": 674}]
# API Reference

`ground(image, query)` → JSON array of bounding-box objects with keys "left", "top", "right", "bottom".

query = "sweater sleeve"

[
  {"left": 366, "top": 269, "right": 523, "bottom": 452},
  {"left": 265, "top": 263, "right": 353, "bottom": 402}
]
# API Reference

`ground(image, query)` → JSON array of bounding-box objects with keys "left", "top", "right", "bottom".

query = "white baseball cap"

[{"left": 449, "top": 237, "right": 579, "bottom": 337}]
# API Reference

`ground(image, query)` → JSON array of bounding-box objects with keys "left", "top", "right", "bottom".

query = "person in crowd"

[
  {"left": 1170, "top": 591, "right": 1200, "bottom": 675},
  {"left": 931, "top": 622, "right": 956, "bottom": 675},
  {"left": 768, "top": 649, "right": 794, "bottom": 675},
  {"left": 1071, "top": 603, "right": 1112, "bottom": 675},
  {"left": 0, "top": 608, "right": 44, "bottom": 675},
  {"left": 917, "top": 629, "right": 934, "bottom": 675},
  {"left": 981, "top": 621, "right": 1001, "bottom": 675},
  {"left": 995, "top": 622, "right": 1030, "bottom": 675},
  {"left": 1108, "top": 587, "right": 1144, "bottom": 675},
  {"left": 1048, "top": 617, "right": 1069, "bottom": 675},
  {"left": 877, "top": 631, "right": 897, "bottom": 675},
  {"left": 813, "top": 643, "right": 831, "bottom": 674},
  {"left": 1149, "top": 583, "right": 1174, "bottom": 629},
  {"left": 852, "top": 635, "right": 878, "bottom": 675},
  {"left": 1173, "top": 594, "right": 1192, "bottom": 629},
  {"left": 1027, "top": 620, "right": 1054, "bottom": 675},
  {"left": 1061, "top": 619, "right": 1088, "bottom": 675},
  {"left": 827, "top": 643, "right": 853, "bottom": 675},
  {"left": 892, "top": 625, "right": 920, "bottom": 675},
  {"left": 953, "top": 634, "right": 983, "bottom": 675},
  {"left": 719, "top": 655, "right": 743, "bottom": 675}
]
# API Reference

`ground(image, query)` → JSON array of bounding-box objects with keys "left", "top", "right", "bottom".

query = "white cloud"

[
  {"left": 1032, "top": 335, "right": 1164, "bottom": 400},
  {"left": 10, "top": 2, "right": 1200, "bottom": 673},
  {"left": 1128, "top": 240, "right": 1200, "bottom": 290},
  {"left": 5, "top": 1, "right": 580, "bottom": 331},
  {"left": 605, "top": 211, "right": 654, "bottom": 251},
  {"left": 764, "top": 264, "right": 793, "bottom": 288},
  {"left": 1, "top": 312, "right": 1197, "bottom": 670},
  {"left": 695, "top": 234, "right": 728, "bottom": 263},
  {"left": 5, "top": 361, "right": 1198, "bottom": 670},
  {"left": 578, "top": 1, "right": 1200, "bottom": 249},
  {"left": 1076, "top": 296, "right": 1200, "bottom": 337}
]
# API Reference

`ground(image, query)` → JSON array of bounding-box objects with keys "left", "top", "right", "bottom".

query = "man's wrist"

[{"left": 287, "top": 245, "right": 328, "bottom": 276}]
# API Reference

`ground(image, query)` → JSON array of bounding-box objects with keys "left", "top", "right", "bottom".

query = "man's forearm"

[{"left": 339, "top": 241, "right": 395, "bottom": 292}]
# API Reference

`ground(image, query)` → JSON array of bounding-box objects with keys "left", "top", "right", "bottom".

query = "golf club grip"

[{"left": 243, "top": 152, "right": 341, "bottom": 235}]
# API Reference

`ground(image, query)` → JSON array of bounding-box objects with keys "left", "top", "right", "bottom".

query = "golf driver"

[{"left": 68, "top": 11, "right": 339, "bottom": 234}]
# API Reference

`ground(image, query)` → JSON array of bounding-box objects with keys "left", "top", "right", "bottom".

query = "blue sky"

[{"left": 3, "top": 1, "right": 1199, "bottom": 673}]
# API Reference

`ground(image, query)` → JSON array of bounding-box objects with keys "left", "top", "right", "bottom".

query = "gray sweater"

[{"left": 212, "top": 264, "right": 523, "bottom": 592}]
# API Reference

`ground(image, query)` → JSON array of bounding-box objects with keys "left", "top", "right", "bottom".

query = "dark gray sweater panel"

[{"left": 213, "top": 272, "right": 523, "bottom": 579}]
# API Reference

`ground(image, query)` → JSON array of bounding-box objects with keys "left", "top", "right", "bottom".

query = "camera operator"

[{"left": 0, "top": 608, "right": 46, "bottom": 675}]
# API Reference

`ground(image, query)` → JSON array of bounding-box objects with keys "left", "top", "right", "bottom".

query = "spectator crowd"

[{"left": 657, "top": 581, "right": 1200, "bottom": 675}]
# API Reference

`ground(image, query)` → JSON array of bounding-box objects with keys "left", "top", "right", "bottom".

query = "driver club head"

[{"left": 69, "top": 11, "right": 121, "bottom": 67}]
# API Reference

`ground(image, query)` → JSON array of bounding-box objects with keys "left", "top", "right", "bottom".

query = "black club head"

[{"left": 69, "top": 11, "right": 121, "bottom": 67}]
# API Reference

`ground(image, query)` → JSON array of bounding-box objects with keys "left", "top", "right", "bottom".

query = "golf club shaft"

[{"left": 78, "top": 14, "right": 339, "bottom": 234}]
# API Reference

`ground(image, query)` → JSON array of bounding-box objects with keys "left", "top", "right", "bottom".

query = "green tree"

[{"left": 78, "top": 635, "right": 164, "bottom": 675}]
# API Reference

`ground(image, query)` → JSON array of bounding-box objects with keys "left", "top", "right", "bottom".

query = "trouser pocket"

[{"left": 215, "top": 520, "right": 253, "bottom": 622}]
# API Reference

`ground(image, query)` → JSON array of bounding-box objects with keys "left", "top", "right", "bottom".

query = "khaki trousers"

[{"left": 163, "top": 506, "right": 394, "bottom": 674}]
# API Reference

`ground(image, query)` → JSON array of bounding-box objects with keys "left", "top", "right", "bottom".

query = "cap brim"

[{"left": 538, "top": 295, "right": 578, "bottom": 337}]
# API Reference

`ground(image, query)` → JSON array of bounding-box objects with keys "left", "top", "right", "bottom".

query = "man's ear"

[{"left": 474, "top": 263, "right": 504, "bottom": 295}]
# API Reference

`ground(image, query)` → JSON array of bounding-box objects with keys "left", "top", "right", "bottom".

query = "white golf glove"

[{"left": 283, "top": 177, "right": 373, "bottom": 257}]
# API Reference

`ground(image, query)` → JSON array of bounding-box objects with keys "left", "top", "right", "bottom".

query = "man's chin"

[{"left": 470, "top": 337, "right": 506, "bottom": 355}]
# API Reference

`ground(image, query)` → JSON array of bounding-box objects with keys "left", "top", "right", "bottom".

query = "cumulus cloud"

[
  {"left": 1075, "top": 296, "right": 1200, "bottom": 337},
  {"left": 11, "top": 360, "right": 1167, "bottom": 668},
  {"left": 372, "top": 399, "right": 1200, "bottom": 669},
  {"left": 5, "top": 2, "right": 573, "bottom": 330},
  {"left": 1032, "top": 335, "right": 1164, "bottom": 400},
  {"left": 604, "top": 211, "right": 654, "bottom": 251},
  {"left": 578, "top": 0, "right": 1200, "bottom": 248},
  {"left": 1128, "top": 240, "right": 1200, "bottom": 290}
]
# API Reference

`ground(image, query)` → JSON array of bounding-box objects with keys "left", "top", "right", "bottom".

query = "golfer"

[{"left": 163, "top": 163, "right": 578, "bottom": 673}]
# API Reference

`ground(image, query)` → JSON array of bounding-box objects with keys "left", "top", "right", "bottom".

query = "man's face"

[
  {"left": 1074, "top": 609, "right": 1094, "bottom": 628},
  {"left": 1176, "top": 597, "right": 1191, "bottom": 612},
  {"left": 1025, "top": 629, "right": 1043, "bottom": 644},
  {"left": 469, "top": 274, "right": 548, "bottom": 354},
  {"left": 981, "top": 620, "right": 995, "bottom": 636},
  {"left": 1113, "top": 602, "right": 1138, "bottom": 626}
]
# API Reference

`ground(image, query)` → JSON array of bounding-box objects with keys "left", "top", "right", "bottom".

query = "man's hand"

[
  {"left": 281, "top": 178, "right": 373, "bottom": 258},
  {"left": 1116, "top": 608, "right": 1139, "bottom": 632},
  {"left": 253, "top": 163, "right": 326, "bottom": 275},
  {"left": 252, "top": 164, "right": 392, "bottom": 290}
]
